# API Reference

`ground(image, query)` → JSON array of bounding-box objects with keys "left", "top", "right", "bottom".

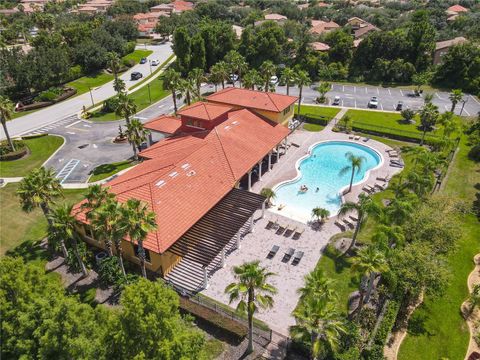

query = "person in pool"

[{"left": 316, "top": 187, "right": 319, "bottom": 192}]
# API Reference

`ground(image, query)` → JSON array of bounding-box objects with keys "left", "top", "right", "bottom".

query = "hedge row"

[
  {"left": 179, "top": 297, "right": 248, "bottom": 341},
  {"left": 16, "top": 88, "right": 77, "bottom": 112},
  {"left": 301, "top": 114, "right": 330, "bottom": 126}
]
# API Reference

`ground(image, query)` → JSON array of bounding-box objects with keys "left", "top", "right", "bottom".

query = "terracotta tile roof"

[
  {"left": 265, "top": 13, "right": 287, "bottom": 21},
  {"left": 177, "top": 102, "right": 233, "bottom": 121},
  {"left": 206, "top": 88, "right": 297, "bottom": 113},
  {"left": 354, "top": 23, "right": 379, "bottom": 39},
  {"left": 75, "top": 106, "right": 290, "bottom": 254},
  {"left": 310, "top": 20, "right": 340, "bottom": 35},
  {"left": 172, "top": 0, "right": 193, "bottom": 12},
  {"left": 435, "top": 36, "right": 467, "bottom": 50},
  {"left": 311, "top": 42, "right": 330, "bottom": 51},
  {"left": 447, "top": 4, "right": 468, "bottom": 13},
  {"left": 144, "top": 115, "right": 183, "bottom": 134}
]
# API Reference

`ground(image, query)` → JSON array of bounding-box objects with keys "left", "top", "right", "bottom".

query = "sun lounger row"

[
  {"left": 376, "top": 174, "right": 390, "bottom": 182},
  {"left": 266, "top": 220, "right": 304, "bottom": 239},
  {"left": 362, "top": 182, "right": 387, "bottom": 194},
  {"left": 334, "top": 216, "right": 358, "bottom": 231},
  {"left": 348, "top": 135, "right": 370, "bottom": 142},
  {"left": 267, "top": 245, "right": 304, "bottom": 265},
  {"left": 389, "top": 159, "right": 404, "bottom": 168}
]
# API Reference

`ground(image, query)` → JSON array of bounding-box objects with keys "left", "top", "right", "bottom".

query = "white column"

[
  {"left": 220, "top": 248, "right": 226, "bottom": 268},
  {"left": 249, "top": 215, "right": 254, "bottom": 233},
  {"left": 203, "top": 266, "right": 209, "bottom": 289},
  {"left": 236, "top": 232, "right": 241, "bottom": 249},
  {"left": 261, "top": 201, "right": 266, "bottom": 218},
  {"left": 258, "top": 162, "right": 263, "bottom": 181},
  {"left": 248, "top": 170, "right": 252, "bottom": 191},
  {"left": 276, "top": 145, "right": 280, "bottom": 162},
  {"left": 283, "top": 137, "right": 288, "bottom": 155},
  {"left": 268, "top": 152, "right": 272, "bottom": 170}
]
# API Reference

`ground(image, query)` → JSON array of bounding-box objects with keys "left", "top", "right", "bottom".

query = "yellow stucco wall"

[{"left": 79, "top": 225, "right": 181, "bottom": 276}]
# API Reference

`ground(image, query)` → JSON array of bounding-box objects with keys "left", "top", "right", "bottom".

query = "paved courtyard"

[{"left": 202, "top": 121, "right": 402, "bottom": 335}]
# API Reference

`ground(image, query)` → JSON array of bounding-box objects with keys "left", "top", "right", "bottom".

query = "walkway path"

[{"left": 462, "top": 254, "right": 480, "bottom": 360}]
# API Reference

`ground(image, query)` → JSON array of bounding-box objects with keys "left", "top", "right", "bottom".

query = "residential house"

[
  {"left": 232, "top": 24, "right": 244, "bottom": 39},
  {"left": 433, "top": 36, "right": 467, "bottom": 65},
  {"left": 446, "top": 4, "right": 469, "bottom": 21},
  {"left": 347, "top": 17, "right": 380, "bottom": 39},
  {"left": 76, "top": 0, "right": 113, "bottom": 14},
  {"left": 150, "top": 0, "right": 193, "bottom": 15},
  {"left": 309, "top": 20, "right": 340, "bottom": 35},
  {"left": 310, "top": 42, "right": 330, "bottom": 52},
  {"left": 134, "top": 12, "right": 165, "bottom": 38}
]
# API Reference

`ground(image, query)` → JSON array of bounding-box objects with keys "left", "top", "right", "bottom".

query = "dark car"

[
  {"left": 140, "top": 57, "right": 147, "bottom": 64},
  {"left": 130, "top": 72, "right": 143, "bottom": 80},
  {"left": 396, "top": 101, "right": 403, "bottom": 111}
]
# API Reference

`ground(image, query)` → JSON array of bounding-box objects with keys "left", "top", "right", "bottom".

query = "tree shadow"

[
  {"left": 5, "top": 239, "right": 50, "bottom": 264},
  {"left": 324, "top": 245, "right": 352, "bottom": 273},
  {"left": 91, "top": 163, "right": 117, "bottom": 176},
  {"left": 406, "top": 306, "right": 434, "bottom": 337}
]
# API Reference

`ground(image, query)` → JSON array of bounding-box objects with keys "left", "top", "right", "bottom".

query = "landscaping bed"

[
  {"left": 0, "top": 140, "right": 28, "bottom": 161},
  {"left": 88, "top": 160, "right": 135, "bottom": 183},
  {"left": 15, "top": 87, "right": 77, "bottom": 112}
]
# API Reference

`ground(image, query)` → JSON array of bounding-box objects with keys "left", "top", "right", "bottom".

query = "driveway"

[{"left": 1, "top": 43, "right": 173, "bottom": 139}]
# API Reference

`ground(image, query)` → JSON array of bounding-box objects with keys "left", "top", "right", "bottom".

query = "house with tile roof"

[
  {"left": 309, "top": 20, "right": 340, "bottom": 35},
  {"left": 74, "top": 89, "right": 297, "bottom": 289},
  {"left": 346, "top": 17, "right": 380, "bottom": 39},
  {"left": 433, "top": 36, "right": 468, "bottom": 65}
]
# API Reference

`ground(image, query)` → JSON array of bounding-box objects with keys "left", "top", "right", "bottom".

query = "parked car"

[
  {"left": 332, "top": 96, "right": 341, "bottom": 105},
  {"left": 270, "top": 75, "right": 279, "bottom": 85},
  {"left": 151, "top": 59, "right": 160, "bottom": 66},
  {"left": 140, "top": 57, "right": 147, "bottom": 64},
  {"left": 130, "top": 72, "right": 143, "bottom": 80},
  {"left": 368, "top": 96, "right": 379, "bottom": 108},
  {"left": 396, "top": 101, "right": 403, "bottom": 111}
]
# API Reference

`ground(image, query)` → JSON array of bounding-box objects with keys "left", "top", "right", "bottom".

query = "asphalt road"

[{"left": 1, "top": 43, "right": 174, "bottom": 140}]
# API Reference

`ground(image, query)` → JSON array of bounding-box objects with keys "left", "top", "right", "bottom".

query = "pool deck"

[{"left": 201, "top": 120, "right": 404, "bottom": 336}]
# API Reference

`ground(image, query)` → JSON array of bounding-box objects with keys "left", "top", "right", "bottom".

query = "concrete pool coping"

[{"left": 270, "top": 139, "right": 385, "bottom": 223}]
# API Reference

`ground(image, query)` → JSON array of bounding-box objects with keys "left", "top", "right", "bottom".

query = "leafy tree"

[
  {"left": 312, "top": 207, "right": 330, "bottom": 225},
  {"left": 259, "top": 60, "right": 277, "bottom": 92},
  {"left": 412, "top": 71, "right": 432, "bottom": 93},
  {"left": 316, "top": 82, "right": 331, "bottom": 104},
  {"left": 260, "top": 187, "right": 276, "bottom": 206},
  {"left": 122, "top": 199, "right": 157, "bottom": 278},
  {"left": 406, "top": 11, "right": 436, "bottom": 71},
  {"left": 225, "top": 261, "right": 277, "bottom": 353},
  {"left": 372, "top": 224, "right": 405, "bottom": 249},
  {"left": 189, "top": 68, "right": 206, "bottom": 99},
  {"left": 178, "top": 77, "right": 197, "bottom": 105},
  {"left": 173, "top": 26, "right": 191, "bottom": 75},
  {"left": 448, "top": 89, "right": 464, "bottom": 113},
  {"left": 418, "top": 102, "right": 439, "bottom": 145},
  {"left": 0, "top": 96, "right": 15, "bottom": 152},
  {"left": 74, "top": 40, "right": 107, "bottom": 73},
  {"left": 115, "top": 92, "right": 137, "bottom": 125},
  {"left": 296, "top": 70, "right": 311, "bottom": 115},
  {"left": 324, "top": 29, "right": 353, "bottom": 64},
  {"left": 339, "top": 152, "right": 366, "bottom": 193},
  {"left": 199, "top": 20, "right": 236, "bottom": 69},
  {"left": 190, "top": 33, "right": 206, "bottom": 71},
  {"left": 242, "top": 68, "right": 261, "bottom": 91},
  {"left": 224, "top": 50, "right": 248, "bottom": 87},
  {"left": 338, "top": 194, "right": 381, "bottom": 254},
  {"left": 280, "top": 67, "right": 296, "bottom": 95},
  {"left": 209, "top": 61, "right": 229, "bottom": 91},
  {"left": 125, "top": 119, "right": 149, "bottom": 161},
  {"left": 401, "top": 108, "right": 416, "bottom": 124},
  {"left": 384, "top": 197, "right": 415, "bottom": 225},
  {"left": 163, "top": 68, "right": 181, "bottom": 113}
]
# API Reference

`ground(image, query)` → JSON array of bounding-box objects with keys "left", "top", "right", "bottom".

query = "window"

[
  {"left": 283, "top": 105, "right": 291, "bottom": 115},
  {"left": 133, "top": 244, "right": 151, "bottom": 263}
]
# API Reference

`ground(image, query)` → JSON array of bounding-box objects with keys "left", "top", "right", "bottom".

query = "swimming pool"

[{"left": 272, "top": 141, "right": 382, "bottom": 221}]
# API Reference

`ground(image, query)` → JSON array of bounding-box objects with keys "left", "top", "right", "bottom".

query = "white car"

[
  {"left": 270, "top": 75, "right": 279, "bottom": 85},
  {"left": 332, "top": 96, "right": 341, "bottom": 105},
  {"left": 151, "top": 59, "right": 160, "bottom": 66},
  {"left": 368, "top": 96, "right": 379, "bottom": 108}
]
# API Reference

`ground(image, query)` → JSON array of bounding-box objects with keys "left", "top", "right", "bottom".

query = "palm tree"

[
  {"left": 50, "top": 204, "right": 88, "bottom": 277},
  {"left": 449, "top": 89, "right": 463, "bottom": 113},
  {"left": 106, "top": 51, "right": 121, "bottom": 81},
  {"left": 423, "top": 93, "right": 434, "bottom": 104},
  {"left": 259, "top": 60, "right": 276, "bottom": 92},
  {"left": 224, "top": 50, "right": 248, "bottom": 87},
  {"left": 290, "top": 296, "right": 346, "bottom": 360},
  {"left": 351, "top": 246, "right": 388, "bottom": 315},
  {"left": 372, "top": 224, "right": 405, "bottom": 249},
  {"left": 260, "top": 187, "right": 276, "bottom": 206},
  {"left": 113, "top": 78, "right": 126, "bottom": 94},
  {"left": 125, "top": 119, "right": 150, "bottom": 161},
  {"left": 311, "top": 207, "right": 330, "bottom": 225},
  {"left": 0, "top": 96, "right": 15, "bottom": 152},
  {"left": 163, "top": 68, "right": 181, "bottom": 113},
  {"left": 122, "top": 199, "right": 157, "bottom": 278},
  {"left": 242, "top": 69, "right": 261, "bottom": 90},
  {"left": 225, "top": 261, "right": 277, "bottom": 353},
  {"left": 467, "top": 284, "right": 480, "bottom": 316},
  {"left": 439, "top": 111, "right": 460, "bottom": 140},
  {"left": 298, "top": 267, "right": 335, "bottom": 302},
  {"left": 81, "top": 184, "right": 114, "bottom": 221},
  {"left": 419, "top": 102, "right": 439, "bottom": 146},
  {"left": 316, "top": 82, "right": 331, "bottom": 104},
  {"left": 296, "top": 70, "right": 311, "bottom": 115},
  {"left": 209, "top": 61, "right": 229, "bottom": 90},
  {"left": 405, "top": 170, "right": 434, "bottom": 197},
  {"left": 400, "top": 108, "right": 416, "bottom": 124},
  {"left": 189, "top": 68, "right": 206, "bottom": 99},
  {"left": 338, "top": 194, "right": 381, "bottom": 254},
  {"left": 115, "top": 93, "right": 137, "bottom": 125},
  {"left": 384, "top": 197, "right": 414, "bottom": 225},
  {"left": 339, "top": 152, "right": 366, "bottom": 193},
  {"left": 280, "top": 67, "right": 296, "bottom": 96},
  {"left": 178, "top": 78, "right": 196, "bottom": 106}
]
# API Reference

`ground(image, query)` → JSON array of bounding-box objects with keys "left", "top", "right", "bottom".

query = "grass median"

[
  {"left": 295, "top": 104, "right": 341, "bottom": 120},
  {"left": 88, "top": 160, "right": 135, "bottom": 182}
]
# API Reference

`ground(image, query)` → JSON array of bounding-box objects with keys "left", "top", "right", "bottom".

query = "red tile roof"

[
  {"left": 311, "top": 42, "right": 330, "bottom": 51},
  {"left": 265, "top": 13, "right": 287, "bottom": 21},
  {"left": 172, "top": 0, "right": 193, "bottom": 12},
  {"left": 207, "top": 88, "right": 297, "bottom": 113},
  {"left": 76, "top": 107, "right": 290, "bottom": 254},
  {"left": 144, "top": 115, "right": 182, "bottom": 134},
  {"left": 447, "top": 4, "right": 468, "bottom": 12},
  {"left": 310, "top": 20, "right": 339, "bottom": 35},
  {"left": 177, "top": 102, "right": 233, "bottom": 121}
]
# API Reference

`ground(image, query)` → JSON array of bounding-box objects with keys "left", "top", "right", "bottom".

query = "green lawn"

[
  {"left": 296, "top": 104, "right": 341, "bottom": 120},
  {"left": 122, "top": 49, "right": 153, "bottom": 64},
  {"left": 204, "top": 339, "right": 224, "bottom": 359},
  {"left": 129, "top": 54, "right": 174, "bottom": 91},
  {"left": 91, "top": 77, "right": 169, "bottom": 121},
  {"left": 67, "top": 72, "right": 114, "bottom": 96},
  {"left": 0, "top": 135, "right": 64, "bottom": 177},
  {"left": 398, "top": 138, "right": 480, "bottom": 360},
  {"left": 303, "top": 123, "right": 324, "bottom": 132},
  {"left": 88, "top": 160, "right": 135, "bottom": 182},
  {"left": 0, "top": 183, "right": 86, "bottom": 256}
]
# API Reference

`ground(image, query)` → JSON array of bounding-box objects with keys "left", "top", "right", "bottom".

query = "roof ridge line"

[
  {"left": 213, "top": 127, "right": 236, "bottom": 181},
  {"left": 147, "top": 182, "right": 162, "bottom": 253},
  {"left": 266, "top": 91, "right": 281, "bottom": 112}
]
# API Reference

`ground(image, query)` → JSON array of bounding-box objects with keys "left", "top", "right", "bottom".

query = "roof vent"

[
  {"left": 224, "top": 125, "right": 231, "bottom": 130},
  {"left": 232, "top": 120, "right": 239, "bottom": 125},
  {"left": 169, "top": 171, "right": 178, "bottom": 178},
  {"left": 187, "top": 170, "right": 196, "bottom": 177},
  {"left": 181, "top": 163, "right": 191, "bottom": 170},
  {"left": 155, "top": 180, "right": 166, "bottom": 188}
]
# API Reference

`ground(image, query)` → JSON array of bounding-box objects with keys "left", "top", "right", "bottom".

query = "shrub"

[
  {"left": 65, "top": 242, "right": 91, "bottom": 274},
  {"left": 67, "top": 65, "right": 83, "bottom": 82},
  {"left": 122, "top": 58, "right": 135, "bottom": 68},
  {"left": 122, "top": 41, "right": 136, "bottom": 56},
  {"left": 0, "top": 140, "right": 27, "bottom": 160},
  {"left": 35, "top": 87, "right": 63, "bottom": 102},
  {"left": 468, "top": 144, "right": 480, "bottom": 162},
  {"left": 102, "top": 97, "right": 120, "bottom": 113},
  {"left": 98, "top": 256, "right": 123, "bottom": 286}
]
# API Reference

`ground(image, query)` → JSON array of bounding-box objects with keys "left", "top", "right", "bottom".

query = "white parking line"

[
  {"left": 56, "top": 159, "right": 80, "bottom": 184},
  {"left": 380, "top": 103, "right": 383, "bottom": 110},
  {"left": 365, "top": 87, "right": 368, "bottom": 94},
  {"left": 65, "top": 120, "right": 82, "bottom": 128},
  {"left": 342, "top": 85, "right": 345, "bottom": 92},
  {"left": 470, "top": 95, "right": 480, "bottom": 105},
  {"left": 463, "top": 108, "right": 470, "bottom": 116},
  {"left": 435, "top": 93, "right": 442, "bottom": 99},
  {"left": 66, "top": 131, "right": 76, "bottom": 135},
  {"left": 354, "top": 86, "right": 356, "bottom": 93},
  {"left": 354, "top": 99, "right": 357, "bottom": 108},
  {"left": 388, "top": 89, "right": 391, "bottom": 95},
  {"left": 376, "top": 88, "right": 379, "bottom": 94},
  {"left": 400, "top": 90, "right": 404, "bottom": 96},
  {"left": 158, "top": 104, "right": 164, "bottom": 109}
]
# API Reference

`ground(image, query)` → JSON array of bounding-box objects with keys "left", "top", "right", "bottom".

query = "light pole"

[
  {"left": 147, "top": 83, "right": 152, "bottom": 104},
  {"left": 459, "top": 98, "right": 468, "bottom": 116},
  {"left": 88, "top": 86, "right": 94, "bottom": 107},
  {"left": 149, "top": 60, "right": 152, "bottom": 75}
]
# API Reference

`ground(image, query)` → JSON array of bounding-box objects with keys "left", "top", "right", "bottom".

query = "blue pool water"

[{"left": 273, "top": 141, "right": 381, "bottom": 218}]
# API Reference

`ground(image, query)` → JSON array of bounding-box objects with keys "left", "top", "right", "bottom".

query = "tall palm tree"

[
  {"left": 115, "top": 93, "right": 137, "bottom": 125},
  {"left": 0, "top": 96, "right": 15, "bottom": 152},
  {"left": 351, "top": 246, "right": 388, "bottom": 315},
  {"left": 372, "top": 224, "right": 405, "bottom": 249},
  {"left": 209, "top": 61, "right": 229, "bottom": 90},
  {"left": 189, "top": 68, "right": 206, "bottom": 99},
  {"left": 290, "top": 296, "right": 346, "bottom": 360},
  {"left": 50, "top": 204, "right": 88, "bottom": 277},
  {"left": 296, "top": 70, "right": 311, "bottom": 115},
  {"left": 259, "top": 60, "right": 277, "bottom": 92},
  {"left": 423, "top": 93, "right": 434, "bottom": 104},
  {"left": 106, "top": 51, "right": 121, "bottom": 81},
  {"left": 17, "top": 167, "right": 62, "bottom": 230},
  {"left": 225, "top": 261, "right": 277, "bottom": 353},
  {"left": 449, "top": 89, "right": 463, "bottom": 113},
  {"left": 113, "top": 78, "right": 126, "bottom": 94},
  {"left": 122, "top": 199, "right": 157, "bottom": 278},
  {"left": 339, "top": 152, "right": 366, "bottom": 193},
  {"left": 439, "top": 111, "right": 460, "bottom": 140},
  {"left": 125, "top": 119, "right": 149, "bottom": 161},
  {"left": 242, "top": 69, "right": 261, "bottom": 90},
  {"left": 384, "top": 197, "right": 414, "bottom": 225},
  {"left": 178, "top": 77, "right": 196, "bottom": 106},
  {"left": 311, "top": 207, "right": 330, "bottom": 225},
  {"left": 298, "top": 267, "right": 335, "bottom": 302},
  {"left": 405, "top": 170, "right": 433, "bottom": 197},
  {"left": 338, "top": 194, "right": 381, "bottom": 254},
  {"left": 163, "top": 68, "right": 181, "bottom": 113},
  {"left": 260, "top": 187, "right": 276, "bottom": 206},
  {"left": 224, "top": 50, "right": 248, "bottom": 87},
  {"left": 280, "top": 67, "right": 296, "bottom": 96},
  {"left": 419, "top": 102, "right": 439, "bottom": 146},
  {"left": 316, "top": 82, "right": 331, "bottom": 104},
  {"left": 81, "top": 184, "right": 114, "bottom": 221}
]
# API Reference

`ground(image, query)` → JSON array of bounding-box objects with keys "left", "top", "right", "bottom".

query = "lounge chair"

[
  {"left": 376, "top": 175, "right": 390, "bottom": 182},
  {"left": 267, "top": 245, "right": 280, "bottom": 259},
  {"left": 349, "top": 215, "right": 358, "bottom": 222},
  {"left": 354, "top": 136, "right": 361, "bottom": 140},
  {"left": 362, "top": 186, "right": 373, "bottom": 193},
  {"left": 362, "top": 137, "right": 370, "bottom": 142},
  {"left": 284, "top": 226, "right": 295, "bottom": 237},
  {"left": 283, "top": 248, "right": 295, "bottom": 262},
  {"left": 342, "top": 218, "right": 354, "bottom": 229},
  {"left": 374, "top": 183, "right": 386, "bottom": 190},
  {"left": 291, "top": 142, "right": 300, "bottom": 148},
  {"left": 366, "top": 184, "right": 376, "bottom": 192},
  {"left": 292, "top": 228, "right": 304, "bottom": 240},
  {"left": 292, "top": 251, "right": 304, "bottom": 266},
  {"left": 334, "top": 221, "right": 346, "bottom": 231},
  {"left": 265, "top": 220, "right": 275, "bottom": 230},
  {"left": 276, "top": 224, "right": 286, "bottom": 235},
  {"left": 349, "top": 135, "right": 354, "bottom": 139},
  {"left": 390, "top": 162, "right": 404, "bottom": 168}
]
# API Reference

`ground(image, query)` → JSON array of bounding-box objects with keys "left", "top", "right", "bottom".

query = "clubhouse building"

[{"left": 75, "top": 88, "right": 297, "bottom": 291}]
